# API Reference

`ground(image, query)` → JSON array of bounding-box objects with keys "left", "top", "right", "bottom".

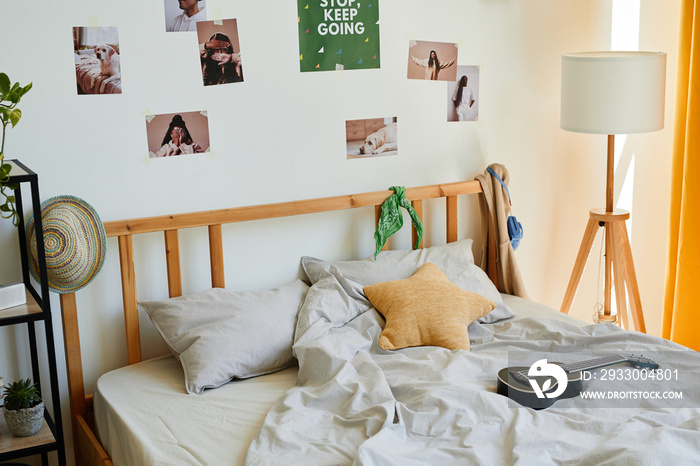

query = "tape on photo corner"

[
  {"left": 212, "top": 8, "right": 223, "bottom": 26},
  {"left": 200, "top": 109, "right": 209, "bottom": 118},
  {"left": 205, "top": 148, "right": 215, "bottom": 159},
  {"left": 456, "top": 38, "right": 463, "bottom": 49},
  {"left": 143, "top": 154, "right": 154, "bottom": 165},
  {"left": 142, "top": 108, "right": 155, "bottom": 123},
  {"left": 335, "top": 64, "right": 344, "bottom": 79},
  {"left": 88, "top": 17, "right": 99, "bottom": 33}
]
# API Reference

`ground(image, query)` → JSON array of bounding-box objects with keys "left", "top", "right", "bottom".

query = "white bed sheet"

[
  {"left": 94, "top": 295, "right": 585, "bottom": 466},
  {"left": 94, "top": 356, "right": 298, "bottom": 465},
  {"left": 502, "top": 293, "right": 588, "bottom": 327}
]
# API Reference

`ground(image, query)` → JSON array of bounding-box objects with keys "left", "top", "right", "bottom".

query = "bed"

[{"left": 58, "top": 179, "right": 700, "bottom": 466}]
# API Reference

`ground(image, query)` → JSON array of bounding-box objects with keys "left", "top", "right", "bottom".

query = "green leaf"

[
  {"left": 0, "top": 73, "right": 10, "bottom": 97},
  {"left": 19, "top": 82, "right": 32, "bottom": 97},
  {"left": 2, "top": 378, "right": 41, "bottom": 410},
  {"left": 9, "top": 108, "right": 21, "bottom": 127},
  {"left": 0, "top": 106, "right": 9, "bottom": 123},
  {"left": 0, "top": 164, "right": 10, "bottom": 178},
  {"left": 0, "top": 203, "right": 10, "bottom": 212},
  {"left": 7, "top": 90, "right": 20, "bottom": 104}
]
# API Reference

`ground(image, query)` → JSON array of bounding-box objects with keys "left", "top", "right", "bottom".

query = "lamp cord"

[
  {"left": 592, "top": 227, "right": 618, "bottom": 325},
  {"left": 592, "top": 229, "right": 605, "bottom": 323}
]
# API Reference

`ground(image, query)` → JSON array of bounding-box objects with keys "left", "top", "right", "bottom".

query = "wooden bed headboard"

[{"left": 58, "top": 179, "right": 490, "bottom": 466}]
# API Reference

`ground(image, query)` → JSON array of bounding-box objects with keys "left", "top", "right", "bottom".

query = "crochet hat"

[{"left": 26, "top": 195, "right": 106, "bottom": 294}]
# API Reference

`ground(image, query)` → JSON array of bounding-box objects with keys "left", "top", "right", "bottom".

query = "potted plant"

[
  {"left": 0, "top": 72, "right": 32, "bottom": 226},
  {"left": 1, "top": 378, "right": 44, "bottom": 437}
]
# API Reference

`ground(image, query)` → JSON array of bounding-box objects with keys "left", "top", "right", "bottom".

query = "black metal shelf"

[{"left": 0, "top": 159, "right": 66, "bottom": 465}]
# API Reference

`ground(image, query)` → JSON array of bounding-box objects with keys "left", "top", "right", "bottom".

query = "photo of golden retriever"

[
  {"left": 94, "top": 45, "right": 121, "bottom": 82},
  {"left": 360, "top": 122, "right": 398, "bottom": 155},
  {"left": 346, "top": 117, "right": 398, "bottom": 159},
  {"left": 73, "top": 27, "right": 122, "bottom": 94}
]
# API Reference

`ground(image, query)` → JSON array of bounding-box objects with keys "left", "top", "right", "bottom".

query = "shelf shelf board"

[
  {"left": 6, "top": 159, "right": 35, "bottom": 182},
  {"left": 0, "top": 414, "right": 56, "bottom": 456},
  {"left": 0, "top": 288, "right": 42, "bottom": 324}
]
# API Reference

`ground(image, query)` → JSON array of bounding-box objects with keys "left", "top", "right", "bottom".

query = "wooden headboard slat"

[
  {"left": 164, "top": 230, "right": 182, "bottom": 298},
  {"left": 117, "top": 235, "right": 142, "bottom": 364},
  {"left": 208, "top": 224, "right": 225, "bottom": 288},
  {"left": 446, "top": 196, "right": 459, "bottom": 243},
  {"left": 103, "top": 181, "right": 482, "bottom": 237}
]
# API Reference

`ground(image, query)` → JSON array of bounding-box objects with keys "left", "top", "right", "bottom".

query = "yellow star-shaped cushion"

[{"left": 364, "top": 262, "right": 496, "bottom": 351}]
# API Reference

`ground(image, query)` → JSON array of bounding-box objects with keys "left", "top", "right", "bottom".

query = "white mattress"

[
  {"left": 94, "top": 356, "right": 298, "bottom": 465},
  {"left": 94, "top": 295, "right": 585, "bottom": 465}
]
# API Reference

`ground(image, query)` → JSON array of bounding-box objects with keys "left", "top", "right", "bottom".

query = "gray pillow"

[
  {"left": 301, "top": 239, "right": 514, "bottom": 324},
  {"left": 139, "top": 280, "right": 309, "bottom": 395}
]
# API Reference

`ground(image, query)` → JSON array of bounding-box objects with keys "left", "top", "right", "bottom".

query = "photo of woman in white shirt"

[{"left": 447, "top": 66, "right": 480, "bottom": 122}]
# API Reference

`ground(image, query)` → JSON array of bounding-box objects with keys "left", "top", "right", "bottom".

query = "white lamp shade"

[{"left": 561, "top": 51, "right": 666, "bottom": 134}]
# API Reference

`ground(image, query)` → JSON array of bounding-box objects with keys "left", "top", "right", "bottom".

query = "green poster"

[{"left": 297, "top": 0, "right": 380, "bottom": 72}]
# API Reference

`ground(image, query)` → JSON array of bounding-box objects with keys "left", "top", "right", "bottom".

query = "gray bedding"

[{"left": 246, "top": 276, "right": 700, "bottom": 465}]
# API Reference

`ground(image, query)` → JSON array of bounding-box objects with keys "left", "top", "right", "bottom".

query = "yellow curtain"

[{"left": 662, "top": 0, "right": 700, "bottom": 351}]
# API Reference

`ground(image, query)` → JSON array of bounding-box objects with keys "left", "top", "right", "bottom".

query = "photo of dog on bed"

[
  {"left": 73, "top": 26, "right": 122, "bottom": 95},
  {"left": 196, "top": 19, "right": 243, "bottom": 86},
  {"left": 346, "top": 117, "right": 398, "bottom": 159}
]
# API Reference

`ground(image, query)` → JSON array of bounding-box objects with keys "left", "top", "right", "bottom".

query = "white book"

[{"left": 0, "top": 283, "right": 26, "bottom": 311}]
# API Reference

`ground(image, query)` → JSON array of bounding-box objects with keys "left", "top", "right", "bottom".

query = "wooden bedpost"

[
  {"left": 60, "top": 293, "right": 114, "bottom": 466},
  {"left": 60, "top": 293, "right": 86, "bottom": 447}
]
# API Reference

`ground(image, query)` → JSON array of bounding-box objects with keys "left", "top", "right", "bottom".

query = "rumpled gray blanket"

[{"left": 246, "top": 275, "right": 700, "bottom": 465}]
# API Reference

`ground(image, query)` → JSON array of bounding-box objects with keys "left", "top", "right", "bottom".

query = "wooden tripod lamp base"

[
  {"left": 558, "top": 51, "right": 666, "bottom": 333},
  {"left": 560, "top": 207, "right": 646, "bottom": 333}
]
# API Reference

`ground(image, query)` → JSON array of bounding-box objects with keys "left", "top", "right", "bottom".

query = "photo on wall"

[
  {"left": 164, "top": 0, "right": 207, "bottom": 32},
  {"left": 147, "top": 111, "right": 211, "bottom": 158},
  {"left": 407, "top": 40, "right": 458, "bottom": 82},
  {"left": 346, "top": 117, "right": 398, "bottom": 159},
  {"left": 196, "top": 19, "right": 243, "bottom": 86},
  {"left": 297, "top": 0, "right": 380, "bottom": 72},
  {"left": 447, "top": 65, "right": 480, "bottom": 122},
  {"left": 73, "top": 27, "right": 122, "bottom": 95}
]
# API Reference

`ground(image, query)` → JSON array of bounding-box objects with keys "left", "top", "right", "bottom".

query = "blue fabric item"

[
  {"left": 486, "top": 167, "right": 523, "bottom": 250},
  {"left": 507, "top": 215, "right": 523, "bottom": 250}
]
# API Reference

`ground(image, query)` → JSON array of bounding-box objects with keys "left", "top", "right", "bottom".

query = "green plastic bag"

[{"left": 374, "top": 186, "right": 424, "bottom": 259}]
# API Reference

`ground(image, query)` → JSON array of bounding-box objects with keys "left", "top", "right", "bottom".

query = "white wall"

[{"left": 0, "top": 1, "right": 679, "bottom": 464}]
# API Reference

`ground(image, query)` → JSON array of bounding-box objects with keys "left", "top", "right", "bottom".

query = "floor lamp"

[{"left": 559, "top": 51, "right": 666, "bottom": 332}]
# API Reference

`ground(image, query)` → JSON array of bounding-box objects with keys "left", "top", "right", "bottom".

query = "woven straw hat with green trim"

[{"left": 26, "top": 195, "right": 106, "bottom": 294}]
